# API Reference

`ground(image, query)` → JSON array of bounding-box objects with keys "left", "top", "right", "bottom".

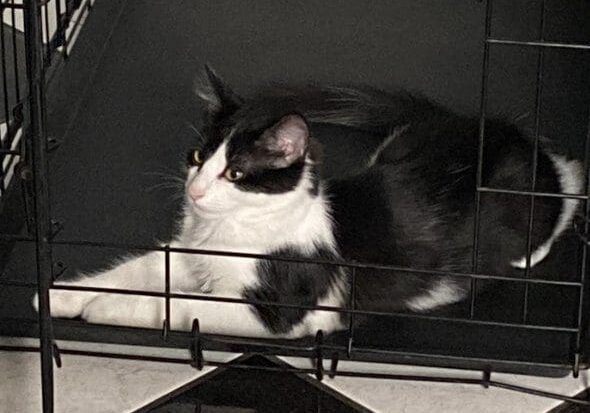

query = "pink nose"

[{"left": 188, "top": 185, "right": 206, "bottom": 201}]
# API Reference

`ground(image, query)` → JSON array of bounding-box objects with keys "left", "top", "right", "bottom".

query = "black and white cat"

[{"left": 34, "top": 67, "right": 583, "bottom": 338}]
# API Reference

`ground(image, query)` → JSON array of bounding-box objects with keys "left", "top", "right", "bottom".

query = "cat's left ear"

[
  {"left": 258, "top": 114, "right": 309, "bottom": 168},
  {"left": 195, "top": 64, "right": 242, "bottom": 117}
]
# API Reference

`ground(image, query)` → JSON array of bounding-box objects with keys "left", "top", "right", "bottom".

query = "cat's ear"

[
  {"left": 195, "top": 64, "right": 242, "bottom": 117},
  {"left": 258, "top": 114, "right": 310, "bottom": 168}
]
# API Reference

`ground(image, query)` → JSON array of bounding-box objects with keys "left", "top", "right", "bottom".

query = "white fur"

[
  {"left": 367, "top": 125, "right": 409, "bottom": 167},
  {"left": 405, "top": 279, "right": 465, "bottom": 312},
  {"left": 511, "top": 154, "right": 583, "bottom": 269},
  {"left": 38, "top": 140, "right": 345, "bottom": 338}
]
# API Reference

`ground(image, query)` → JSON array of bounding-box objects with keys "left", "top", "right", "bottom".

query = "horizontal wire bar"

[
  {"left": 0, "top": 344, "right": 587, "bottom": 406},
  {"left": 478, "top": 186, "right": 588, "bottom": 200},
  {"left": 349, "top": 344, "right": 575, "bottom": 370},
  {"left": 49, "top": 284, "right": 579, "bottom": 333},
  {"left": 487, "top": 38, "right": 590, "bottom": 50},
  {"left": 0, "top": 234, "right": 35, "bottom": 242},
  {"left": 0, "top": 279, "right": 37, "bottom": 288},
  {"left": 0, "top": 318, "right": 579, "bottom": 371},
  {"left": 46, "top": 238, "right": 582, "bottom": 287},
  {"left": 0, "top": 1, "right": 23, "bottom": 10}
]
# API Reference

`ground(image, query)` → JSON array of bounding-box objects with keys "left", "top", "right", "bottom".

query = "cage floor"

[{"left": 1, "top": 0, "right": 589, "bottom": 377}]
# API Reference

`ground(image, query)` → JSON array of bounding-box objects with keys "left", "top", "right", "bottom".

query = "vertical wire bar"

[
  {"left": 470, "top": 0, "right": 494, "bottom": 319},
  {"left": 0, "top": 11, "right": 12, "bottom": 134},
  {"left": 164, "top": 245, "right": 171, "bottom": 337},
  {"left": 24, "top": 0, "right": 54, "bottom": 411},
  {"left": 62, "top": 0, "right": 68, "bottom": 59},
  {"left": 522, "top": 0, "right": 547, "bottom": 323},
  {"left": 0, "top": 161, "right": 5, "bottom": 196},
  {"left": 54, "top": 0, "right": 61, "bottom": 51},
  {"left": 11, "top": 0, "right": 20, "bottom": 102},
  {"left": 573, "top": 102, "right": 590, "bottom": 376},
  {"left": 43, "top": 0, "right": 50, "bottom": 63},
  {"left": 0, "top": 4, "right": 9, "bottom": 193},
  {"left": 347, "top": 267, "right": 356, "bottom": 357}
]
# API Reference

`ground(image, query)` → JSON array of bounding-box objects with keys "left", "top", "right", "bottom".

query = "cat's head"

[{"left": 185, "top": 66, "right": 320, "bottom": 217}]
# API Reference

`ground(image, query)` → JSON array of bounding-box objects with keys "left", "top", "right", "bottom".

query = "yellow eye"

[
  {"left": 191, "top": 149, "right": 203, "bottom": 166},
  {"left": 224, "top": 168, "right": 244, "bottom": 181}
]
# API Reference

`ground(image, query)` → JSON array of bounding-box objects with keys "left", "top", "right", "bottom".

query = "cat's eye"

[
  {"left": 189, "top": 149, "right": 203, "bottom": 167},
  {"left": 224, "top": 168, "right": 244, "bottom": 182}
]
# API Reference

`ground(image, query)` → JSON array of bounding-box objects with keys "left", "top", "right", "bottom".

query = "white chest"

[{"left": 178, "top": 189, "right": 336, "bottom": 295}]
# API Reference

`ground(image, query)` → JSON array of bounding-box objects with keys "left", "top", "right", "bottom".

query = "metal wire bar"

[
  {"left": 54, "top": 0, "right": 61, "bottom": 50},
  {"left": 48, "top": 284, "right": 579, "bottom": 333},
  {"left": 522, "top": 0, "right": 547, "bottom": 324},
  {"left": 42, "top": 238, "right": 585, "bottom": 288},
  {"left": 0, "top": 319, "right": 579, "bottom": 371},
  {"left": 43, "top": 0, "right": 50, "bottom": 63},
  {"left": 0, "top": 0, "right": 23, "bottom": 10},
  {"left": 470, "top": 0, "right": 493, "bottom": 319},
  {"left": 0, "top": 233, "right": 35, "bottom": 241},
  {"left": 23, "top": 0, "right": 55, "bottom": 411},
  {"left": 477, "top": 186, "right": 588, "bottom": 200},
  {"left": 10, "top": 0, "right": 20, "bottom": 102},
  {"left": 0, "top": 279, "right": 37, "bottom": 288},
  {"left": 573, "top": 94, "right": 590, "bottom": 378},
  {"left": 487, "top": 39, "right": 590, "bottom": 51},
  {"left": 163, "top": 244, "right": 170, "bottom": 339},
  {"left": 0, "top": 344, "right": 587, "bottom": 407},
  {"left": 0, "top": 13, "right": 12, "bottom": 131},
  {"left": 347, "top": 266, "right": 356, "bottom": 357}
]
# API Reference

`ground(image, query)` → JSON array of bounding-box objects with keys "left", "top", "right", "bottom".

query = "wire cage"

[{"left": 0, "top": 0, "right": 589, "bottom": 412}]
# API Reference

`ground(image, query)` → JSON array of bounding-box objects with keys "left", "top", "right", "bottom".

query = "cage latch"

[
  {"left": 16, "top": 161, "right": 36, "bottom": 233},
  {"left": 52, "top": 341, "right": 62, "bottom": 368},
  {"left": 481, "top": 366, "right": 491, "bottom": 389},
  {"left": 161, "top": 319, "right": 169, "bottom": 341},
  {"left": 314, "top": 330, "right": 324, "bottom": 381},
  {"left": 52, "top": 261, "right": 67, "bottom": 280},
  {"left": 49, "top": 219, "right": 64, "bottom": 241},
  {"left": 46, "top": 136, "right": 62, "bottom": 153},
  {"left": 347, "top": 336, "right": 353, "bottom": 358},
  {"left": 573, "top": 352, "right": 581, "bottom": 378},
  {"left": 190, "top": 318, "right": 204, "bottom": 370},
  {"left": 328, "top": 351, "right": 339, "bottom": 379}
]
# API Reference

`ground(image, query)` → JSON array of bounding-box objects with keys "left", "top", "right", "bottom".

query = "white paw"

[
  {"left": 32, "top": 289, "right": 98, "bottom": 319},
  {"left": 81, "top": 295, "right": 164, "bottom": 329}
]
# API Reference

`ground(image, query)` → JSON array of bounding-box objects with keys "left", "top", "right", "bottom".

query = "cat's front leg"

[
  {"left": 80, "top": 289, "right": 345, "bottom": 339},
  {"left": 32, "top": 250, "right": 193, "bottom": 319},
  {"left": 79, "top": 293, "right": 282, "bottom": 338}
]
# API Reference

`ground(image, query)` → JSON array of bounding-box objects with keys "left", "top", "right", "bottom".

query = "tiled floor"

[{"left": 1, "top": 338, "right": 587, "bottom": 413}]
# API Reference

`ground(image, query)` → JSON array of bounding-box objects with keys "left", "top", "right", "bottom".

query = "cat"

[{"left": 33, "top": 66, "right": 583, "bottom": 338}]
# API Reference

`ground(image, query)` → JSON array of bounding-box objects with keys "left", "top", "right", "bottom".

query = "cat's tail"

[{"left": 281, "top": 85, "right": 439, "bottom": 135}]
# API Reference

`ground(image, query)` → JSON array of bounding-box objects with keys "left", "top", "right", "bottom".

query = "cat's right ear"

[{"left": 195, "top": 65, "right": 242, "bottom": 118}]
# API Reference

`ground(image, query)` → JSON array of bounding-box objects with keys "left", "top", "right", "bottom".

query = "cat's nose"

[{"left": 188, "top": 185, "right": 206, "bottom": 201}]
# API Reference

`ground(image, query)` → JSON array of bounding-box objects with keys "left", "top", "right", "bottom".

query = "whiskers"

[
  {"left": 186, "top": 121, "right": 207, "bottom": 146},
  {"left": 143, "top": 168, "right": 186, "bottom": 203}
]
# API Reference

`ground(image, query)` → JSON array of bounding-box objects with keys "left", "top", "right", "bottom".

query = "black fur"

[{"left": 242, "top": 246, "right": 344, "bottom": 334}]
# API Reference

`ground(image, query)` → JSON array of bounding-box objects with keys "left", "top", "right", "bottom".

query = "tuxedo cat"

[{"left": 34, "top": 67, "right": 583, "bottom": 338}]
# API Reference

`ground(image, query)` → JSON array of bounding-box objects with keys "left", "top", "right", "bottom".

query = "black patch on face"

[
  {"left": 242, "top": 245, "right": 346, "bottom": 335},
  {"left": 216, "top": 114, "right": 317, "bottom": 194},
  {"left": 225, "top": 128, "right": 308, "bottom": 194}
]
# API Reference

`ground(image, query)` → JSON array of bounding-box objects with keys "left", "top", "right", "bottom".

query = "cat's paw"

[
  {"left": 81, "top": 295, "right": 164, "bottom": 328},
  {"left": 32, "top": 289, "right": 97, "bottom": 319}
]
